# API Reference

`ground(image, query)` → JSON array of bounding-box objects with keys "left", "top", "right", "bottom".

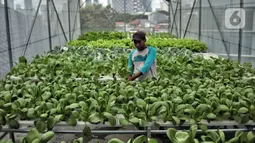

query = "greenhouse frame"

[{"left": 0, "top": 0, "right": 255, "bottom": 143}]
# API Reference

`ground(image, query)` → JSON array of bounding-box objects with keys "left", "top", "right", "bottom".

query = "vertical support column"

[
  {"left": 146, "top": 125, "right": 151, "bottom": 143},
  {"left": 252, "top": 10, "right": 255, "bottom": 55},
  {"left": 4, "top": 0, "right": 13, "bottom": 69},
  {"left": 183, "top": 0, "right": 196, "bottom": 38},
  {"left": 198, "top": 0, "right": 202, "bottom": 41},
  {"left": 124, "top": 0, "right": 127, "bottom": 33},
  {"left": 68, "top": 0, "right": 71, "bottom": 41},
  {"left": 23, "top": 0, "right": 43, "bottom": 56},
  {"left": 238, "top": 0, "right": 243, "bottom": 63},
  {"left": 208, "top": 0, "right": 230, "bottom": 58},
  {"left": 170, "top": 1, "right": 179, "bottom": 37},
  {"left": 168, "top": 2, "right": 171, "bottom": 34},
  {"left": 52, "top": 0, "right": 68, "bottom": 42},
  {"left": 47, "top": 0, "right": 52, "bottom": 51},
  {"left": 179, "top": 0, "right": 182, "bottom": 38}
]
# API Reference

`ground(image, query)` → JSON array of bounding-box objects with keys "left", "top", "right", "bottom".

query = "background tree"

[{"left": 80, "top": 4, "right": 148, "bottom": 33}]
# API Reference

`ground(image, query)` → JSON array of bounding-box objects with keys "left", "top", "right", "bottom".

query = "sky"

[
  {"left": 91, "top": 0, "right": 163, "bottom": 11},
  {"left": 11, "top": 0, "right": 166, "bottom": 11}
]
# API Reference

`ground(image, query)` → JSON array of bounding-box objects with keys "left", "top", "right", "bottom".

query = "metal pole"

[
  {"left": 238, "top": 0, "right": 243, "bottom": 63},
  {"left": 52, "top": 0, "right": 68, "bottom": 42},
  {"left": 4, "top": 0, "right": 13, "bottom": 69},
  {"left": 171, "top": 1, "right": 179, "bottom": 37},
  {"left": 179, "top": 0, "right": 182, "bottom": 38},
  {"left": 71, "top": 0, "right": 80, "bottom": 40},
  {"left": 124, "top": 0, "right": 127, "bottom": 33},
  {"left": 68, "top": 0, "right": 71, "bottom": 41},
  {"left": 23, "top": 0, "right": 43, "bottom": 56},
  {"left": 47, "top": 0, "right": 52, "bottom": 51},
  {"left": 168, "top": 1, "right": 171, "bottom": 34},
  {"left": 169, "top": 0, "right": 178, "bottom": 37},
  {"left": 208, "top": 0, "right": 230, "bottom": 58},
  {"left": 183, "top": 0, "right": 196, "bottom": 38},
  {"left": 198, "top": 0, "right": 202, "bottom": 41},
  {"left": 1, "top": 128, "right": 254, "bottom": 134},
  {"left": 0, "top": 132, "right": 8, "bottom": 139},
  {"left": 146, "top": 126, "right": 151, "bottom": 143}
]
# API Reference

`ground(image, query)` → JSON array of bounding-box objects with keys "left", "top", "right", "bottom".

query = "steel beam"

[
  {"left": 0, "top": 132, "right": 8, "bottom": 140},
  {"left": 47, "top": 0, "right": 52, "bottom": 51},
  {"left": 4, "top": 120, "right": 255, "bottom": 128},
  {"left": 68, "top": 0, "right": 71, "bottom": 41},
  {"left": 238, "top": 0, "right": 244, "bottom": 63},
  {"left": 124, "top": 0, "right": 126, "bottom": 33},
  {"left": 169, "top": 0, "right": 178, "bottom": 37},
  {"left": 208, "top": 0, "right": 230, "bottom": 58},
  {"left": 22, "top": 0, "right": 43, "bottom": 56},
  {"left": 72, "top": 0, "right": 80, "bottom": 40},
  {"left": 170, "top": 1, "right": 179, "bottom": 37},
  {"left": 168, "top": 1, "right": 171, "bottom": 34},
  {"left": 52, "top": 0, "right": 68, "bottom": 42},
  {"left": 179, "top": 0, "right": 182, "bottom": 38},
  {"left": 183, "top": 0, "right": 197, "bottom": 38},
  {"left": 1, "top": 128, "right": 253, "bottom": 134},
  {"left": 4, "top": 0, "right": 13, "bottom": 69},
  {"left": 146, "top": 126, "right": 151, "bottom": 143},
  {"left": 198, "top": 0, "right": 202, "bottom": 40}
]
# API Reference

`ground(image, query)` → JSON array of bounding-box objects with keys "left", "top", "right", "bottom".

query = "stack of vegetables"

[
  {"left": 67, "top": 31, "right": 207, "bottom": 52},
  {"left": 0, "top": 32, "right": 255, "bottom": 143}
]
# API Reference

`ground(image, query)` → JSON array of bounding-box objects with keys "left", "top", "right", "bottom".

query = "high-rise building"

[
  {"left": 142, "top": 0, "right": 152, "bottom": 12},
  {"left": 24, "top": 0, "right": 32, "bottom": 10},
  {"left": 86, "top": 0, "right": 99, "bottom": 5},
  {"left": 111, "top": 0, "right": 133, "bottom": 14},
  {"left": 8, "top": 0, "right": 14, "bottom": 9},
  {"left": 160, "top": 1, "right": 168, "bottom": 11},
  {"left": 111, "top": 0, "right": 152, "bottom": 14}
]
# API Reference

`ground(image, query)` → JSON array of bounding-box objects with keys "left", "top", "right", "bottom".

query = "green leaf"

[
  {"left": 26, "top": 128, "right": 40, "bottom": 143},
  {"left": 68, "top": 103, "right": 79, "bottom": 109},
  {"left": 67, "top": 117, "right": 77, "bottom": 126},
  {"left": 247, "top": 131, "right": 255, "bottom": 143},
  {"left": 132, "top": 135, "right": 147, "bottom": 143},
  {"left": 219, "top": 105, "right": 230, "bottom": 112},
  {"left": 35, "top": 120, "right": 47, "bottom": 133},
  {"left": 226, "top": 137, "right": 240, "bottom": 143},
  {"left": 207, "top": 130, "right": 220, "bottom": 142},
  {"left": 196, "top": 104, "right": 209, "bottom": 114},
  {"left": 190, "top": 125, "right": 198, "bottom": 140},
  {"left": 206, "top": 113, "right": 216, "bottom": 119},
  {"left": 238, "top": 107, "right": 249, "bottom": 114},
  {"left": 72, "top": 111, "right": 80, "bottom": 118},
  {"left": 136, "top": 99, "right": 146, "bottom": 109},
  {"left": 47, "top": 117, "right": 56, "bottom": 130},
  {"left": 175, "top": 131, "right": 190, "bottom": 143},
  {"left": 199, "top": 124, "right": 208, "bottom": 132},
  {"left": 172, "top": 116, "right": 180, "bottom": 126},
  {"left": 83, "top": 126, "right": 92, "bottom": 138},
  {"left": 54, "top": 115, "right": 63, "bottom": 123},
  {"left": 119, "top": 118, "right": 129, "bottom": 126},
  {"left": 218, "top": 129, "right": 225, "bottom": 143},
  {"left": 129, "top": 117, "right": 140, "bottom": 124},
  {"left": 88, "top": 113, "right": 101, "bottom": 124},
  {"left": 166, "top": 128, "right": 177, "bottom": 143},
  {"left": 148, "top": 138, "right": 159, "bottom": 143},
  {"left": 108, "top": 116, "right": 116, "bottom": 126},
  {"left": 108, "top": 138, "right": 125, "bottom": 143}
]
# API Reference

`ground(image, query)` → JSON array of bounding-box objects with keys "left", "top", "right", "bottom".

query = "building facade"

[
  {"left": 110, "top": 0, "right": 152, "bottom": 14},
  {"left": 86, "top": 0, "right": 99, "bottom": 5}
]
